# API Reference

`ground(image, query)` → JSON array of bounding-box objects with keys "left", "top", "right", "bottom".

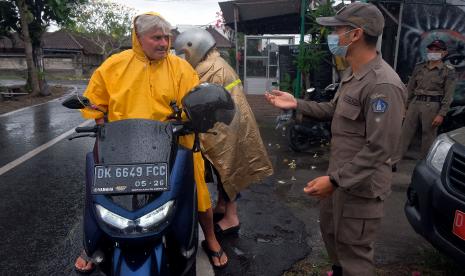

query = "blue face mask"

[{"left": 327, "top": 29, "right": 356, "bottom": 57}]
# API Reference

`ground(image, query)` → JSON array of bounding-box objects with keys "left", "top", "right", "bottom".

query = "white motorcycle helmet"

[{"left": 173, "top": 28, "right": 216, "bottom": 67}]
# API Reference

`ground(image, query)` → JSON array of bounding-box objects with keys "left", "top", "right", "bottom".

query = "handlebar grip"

[{"left": 75, "top": 126, "right": 98, "bottom": 133}]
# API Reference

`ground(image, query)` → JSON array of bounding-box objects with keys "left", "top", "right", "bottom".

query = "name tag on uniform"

[{"left": 372, "top": 98, "right": 388, "bottom": 113}]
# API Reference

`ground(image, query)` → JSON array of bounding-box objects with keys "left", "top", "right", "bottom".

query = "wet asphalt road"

[
  {"left": 0, "top": 80, "right": 435, "bottom": 275},
  {"left": 0, "top": 82, "right": 310, "bottom": 276},
  {"left": 0, "top": 83, "right": 91, "bottom": 275}
]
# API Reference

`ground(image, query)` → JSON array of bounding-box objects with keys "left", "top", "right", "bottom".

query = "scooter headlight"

[
  {"left": 95, "top": 200, "right": 176, "bottom": 233},
  {"left": 136, "top": 200, "right": 175, "bottom": 229},
  {"left": 95, "top": 204, "right": 134, "bottom": 230},
  {"left": 426, "top": 134, "right": 454, "bottom": 173}
]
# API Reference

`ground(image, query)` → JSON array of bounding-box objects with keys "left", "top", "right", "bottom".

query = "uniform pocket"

[
  {"left": 334, "top": 102, "right": 365, "bottom": 135},
  {"left": 430, "top": 75, "right": 444, "bottom": 85},
  {"left": 336, "top": 101, "right": 361, "bottom": 120},
  {"left": 337, "top": 217, "right": 381, "bottom": 245},
  {"left": 337, "top": 201, "right": 383, "bottom": 245}
]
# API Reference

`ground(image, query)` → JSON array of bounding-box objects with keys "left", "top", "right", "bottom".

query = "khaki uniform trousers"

[
  {"left": 399, "top": 100, "right": 440, "bottom": 159},
  {"left": 320, "top": 189, "right": 383, "bottom": 276}
]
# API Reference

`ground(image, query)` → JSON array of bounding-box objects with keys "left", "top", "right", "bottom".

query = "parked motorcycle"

[
  {"left": 62, "top": 83, "right": 235, "bottom": 275},
  {"left": 276, "top": 83, "right": 338, "bottom": 152}
]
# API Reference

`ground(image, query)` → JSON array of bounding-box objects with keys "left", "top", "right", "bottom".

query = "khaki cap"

[
  {"left": 427, "top": 39, "right": 447, "bottom": 50},
  {"left": 316, "top": 2, "right": 385, "bottom": 36}
]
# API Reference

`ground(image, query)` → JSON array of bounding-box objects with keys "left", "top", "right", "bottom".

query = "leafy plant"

[
  {"left": 279, "top": 73, "right": 293, "bottom": 92},
  {"left": 294, "top": 1, "right": 336, "bottom": 92},
  {"left": 0, "top": 0, "right": 87, "bottom": 96},
  {"left": 64, "top": 0, "right": 136, "bottom": 59}
]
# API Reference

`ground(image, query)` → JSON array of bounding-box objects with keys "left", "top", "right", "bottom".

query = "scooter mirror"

[
  {"left": 62, "top": 94, "right": 91, "bottom": 109},
  {"left": 324, "top": 83, "right": 339, "bottom": 91},
  {"left": 306, "top": 88, "right": 316, "bottom": 94},
  {"left": 182, "top": 83, "right": 235, "bottom": 133}
]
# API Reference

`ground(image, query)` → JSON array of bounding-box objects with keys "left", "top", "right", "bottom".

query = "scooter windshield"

[{"left": 94, "top": 119, "right": 175, "bottom": 210}]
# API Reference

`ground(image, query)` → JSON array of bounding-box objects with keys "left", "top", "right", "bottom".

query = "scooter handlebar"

[{"left": 75, "top": 126, "right": 98, "bottom": 133}]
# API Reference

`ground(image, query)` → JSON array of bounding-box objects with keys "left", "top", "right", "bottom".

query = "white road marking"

[
  {"left": 0, "top": 86, "right": 77, "bottom": 118},
  {"left": 0, "top": 119, "right": 92, "bottom": 177}
]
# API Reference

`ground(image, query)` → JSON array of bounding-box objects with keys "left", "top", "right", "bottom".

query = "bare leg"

[
  {"left": 74, "top": 250, "right": 94, "bottom": 272},
  {"left": 198, "top": 208, "right": 228, "bottom": 266},
  {"left": 213, "top": 194, "right": 226, "bottom": 214},
  {"left": 217, "top": 201, "right": 240, "bottom": 230}
]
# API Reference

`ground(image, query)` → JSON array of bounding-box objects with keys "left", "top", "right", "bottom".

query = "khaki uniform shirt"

[
  {"left": 296, "top": 54, "right": 406, "bottom": 199},
  {"left": 407, "top": 62, "right": 457, "bottom": 116}
]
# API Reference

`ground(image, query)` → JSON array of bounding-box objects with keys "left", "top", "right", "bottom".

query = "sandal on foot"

[
  {"left": 201, "top": 240, "right": 228, "bottom": 269},
  {"left": 74, "top": 250, "right": 96, "bottom": 274},
  {"left": 214, "top": 223, "right": 240, "bottom": 236}
]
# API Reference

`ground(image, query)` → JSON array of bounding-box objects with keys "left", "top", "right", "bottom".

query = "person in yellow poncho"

[{"left": 74, "top": 13, "right": 211, "bottom": 273}]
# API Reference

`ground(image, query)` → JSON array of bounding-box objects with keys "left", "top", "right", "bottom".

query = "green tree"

[
  {"left": 295, "top": 1, "right": 336, "bottom": 91},
  {"left": 65, "top": 0, "right": 136, "bottom": 59},
  {"left": 0, "top": 0, "right": 86, "bottom": 96}
]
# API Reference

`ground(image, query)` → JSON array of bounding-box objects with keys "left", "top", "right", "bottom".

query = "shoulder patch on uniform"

[{"left": 372, "top": 98, "right": 388, "bottom": 113}]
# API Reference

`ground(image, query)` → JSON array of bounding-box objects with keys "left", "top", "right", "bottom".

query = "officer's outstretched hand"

[
  {"left": 303, "top": 176, "right": 334, "bottom": 199},
  {"left": 264, "top": 90, "right": 298, "bottom": 110}
]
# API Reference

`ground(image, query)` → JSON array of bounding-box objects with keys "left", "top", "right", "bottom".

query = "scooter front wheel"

[{"left": 288, "top": 127, "right": 311, "bottom": 152}]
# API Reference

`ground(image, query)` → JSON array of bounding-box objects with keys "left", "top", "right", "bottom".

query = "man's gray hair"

[{"left": 135, "top": 14, "right": 172, "bottom": 37}]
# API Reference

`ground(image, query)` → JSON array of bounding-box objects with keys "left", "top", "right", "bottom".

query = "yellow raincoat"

[
  {"left": 81, "top": 12, "right": 211, "bottom": 212},
  {"left": 196, "top": 50, "right": 274, "bottom": 199}
]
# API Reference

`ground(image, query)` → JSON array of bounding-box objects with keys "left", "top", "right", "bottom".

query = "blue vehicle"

[{"left": 62, "top": 83, "right": 235, "bottom": 275}]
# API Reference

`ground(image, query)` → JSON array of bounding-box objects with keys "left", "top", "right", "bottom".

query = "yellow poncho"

[{"left": 81, "top": 12, "right": 211, "bottom": 211}]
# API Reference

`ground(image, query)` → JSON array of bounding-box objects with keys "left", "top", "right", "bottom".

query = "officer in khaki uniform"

[
  {"left": 396, "top": 40, "right": 457, "bottom": 160},
  {"left": 265, "top": 3, "right": 406, "bottom": 275}
]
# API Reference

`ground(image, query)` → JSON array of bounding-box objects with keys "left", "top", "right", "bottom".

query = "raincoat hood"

[
  {"left": 79, "top": 15, "right": 214, "bottom": 212},
  {"left": 132, "top": 12, "right": 171, "bottom": 61}
]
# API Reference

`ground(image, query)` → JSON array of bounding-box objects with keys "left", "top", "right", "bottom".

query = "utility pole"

[{"left": 296, "top": 0, "right": 308, "bottom": 98}]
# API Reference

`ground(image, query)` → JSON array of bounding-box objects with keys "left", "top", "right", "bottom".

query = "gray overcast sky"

[{"left": 110, "top": 0, "right": 223, "bottom": 27}]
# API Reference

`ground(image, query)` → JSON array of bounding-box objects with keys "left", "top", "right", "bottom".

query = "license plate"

[
  {"left": 93, "top": 163, "right": 169, "bottom": 194},
  {"left": 452, "top": 210, "right": 465, "bottom": 240}
]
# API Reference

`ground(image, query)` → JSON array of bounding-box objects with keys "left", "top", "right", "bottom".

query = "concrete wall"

[
  {"left": 0, "top": 57, "right": 26, "bottom": 70},
  {"left": 0, "top": 55, "right": 99, "bottom": 77},
  {"left": 0, "top": 56, "right": 74, "bottom": 70},
  {"left": 43, "top": 57, "right": 74, "bottom": 70}
]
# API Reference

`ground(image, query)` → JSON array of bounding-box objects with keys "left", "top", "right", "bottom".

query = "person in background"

[
  {"left": 174, "top": 28, "right": 273, "bottom": 269},
  {"left": 393, "top": 39, "right": 456, "bottom": 169},
  {"left": 265, "top": 3, "right": 406, "bottom": 275}
]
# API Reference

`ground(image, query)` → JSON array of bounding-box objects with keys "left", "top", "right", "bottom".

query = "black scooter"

[
  {"left": 62, "top": 83, "right": 235, "bottom": 276},
  {"left": 276, "top": 83, "right": 339, "bottom": 152}
]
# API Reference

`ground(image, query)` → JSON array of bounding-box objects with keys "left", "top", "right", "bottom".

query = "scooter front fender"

[{"left": 112, "top": 243, "right": 166, "bottom": 276}]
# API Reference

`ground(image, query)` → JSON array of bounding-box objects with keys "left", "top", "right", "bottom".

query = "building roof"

[
  {"left": 206, "top": 27, "right": 232, "bottom": 48},
  {"left": 0, "top": 30, "right": 102, "bottom": 55},
  {"left": 0, "top": 33, "right": 24, "bottom": 50},
  {"left": 219, "top": 0, "right": 302, "bottom": 34},
  {"left": 0, "top": 28, "right": 232, "bottom": 54}
]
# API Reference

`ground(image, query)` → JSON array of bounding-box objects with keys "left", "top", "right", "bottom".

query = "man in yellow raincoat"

[
  {"left": 74, "top": 13, "right": 211, "bottom": 273},
  {"left": 174, "top": 28, "right": 273, "bottom": 269}
]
